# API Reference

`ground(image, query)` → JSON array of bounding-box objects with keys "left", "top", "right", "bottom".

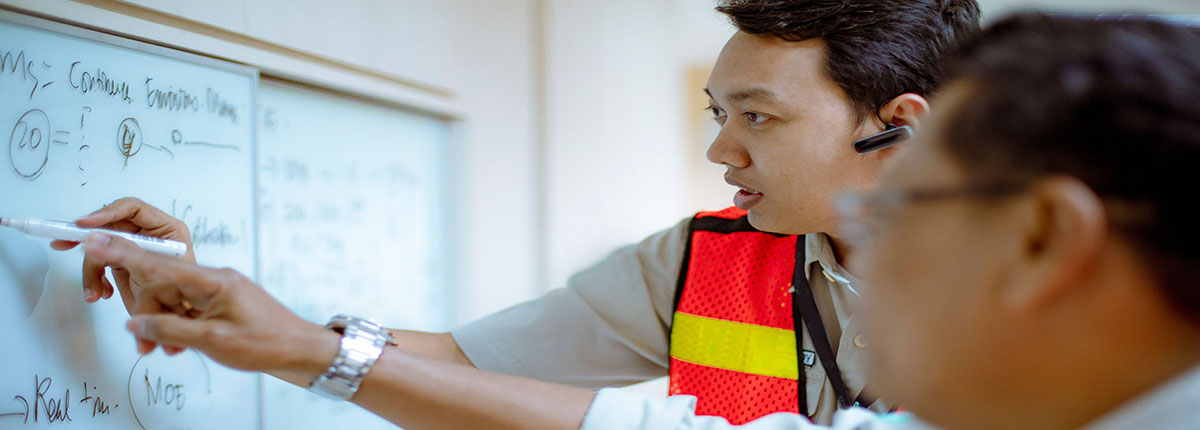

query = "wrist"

[
  {"left": 268, "top": 321, "right": 341, "bottom": 388},
  {"left": 307, "top": 315, "right": 397, "bottom": 401}
]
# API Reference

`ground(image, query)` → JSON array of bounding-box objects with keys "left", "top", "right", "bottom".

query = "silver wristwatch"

[{"left": 308, "top": 314, "right": 398, "bottom": 401}]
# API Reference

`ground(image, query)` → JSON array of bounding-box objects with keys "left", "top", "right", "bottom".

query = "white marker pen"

[{"left": 0, "top": 217, "right": 188, "bottom": 257}]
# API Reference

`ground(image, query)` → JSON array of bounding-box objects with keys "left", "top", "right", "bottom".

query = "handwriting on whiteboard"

[
  {"left": 2, "top": 48, "right": 246, "bottom": 185},
  {"left": 0, "top": 375, "right": 118, "bottom": 426}
]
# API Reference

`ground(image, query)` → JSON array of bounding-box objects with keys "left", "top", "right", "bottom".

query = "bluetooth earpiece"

[{"left": 852, "top": 123, "right": 913, "bottom": 154}]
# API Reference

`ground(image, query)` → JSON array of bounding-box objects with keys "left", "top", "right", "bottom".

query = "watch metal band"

[{"left": 308, "top": 314, "right": 395, "bottom": 401}]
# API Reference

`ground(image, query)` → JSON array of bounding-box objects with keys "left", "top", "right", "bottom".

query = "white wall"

[
  {"left": 541, "top": 0, "right": 735, "bottom": 291},
  {"left": 439, "top": 2, "right": 541, "bottom": 323},
  {"left": 116, "top": 0, "right": 464, "bottom": 93}
]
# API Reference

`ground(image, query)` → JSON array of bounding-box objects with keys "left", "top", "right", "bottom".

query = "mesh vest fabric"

[{"left": 668, "top": 207, "right": 804, "bottom": 425}]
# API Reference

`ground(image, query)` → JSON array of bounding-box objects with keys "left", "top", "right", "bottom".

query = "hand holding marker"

[{"left": 0, "top": 217, "right": 188, "bottom": 257}]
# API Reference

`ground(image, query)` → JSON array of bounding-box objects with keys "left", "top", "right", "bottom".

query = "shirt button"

[{"left": 853, "top": 335, "right": 868, "bottom": 349}]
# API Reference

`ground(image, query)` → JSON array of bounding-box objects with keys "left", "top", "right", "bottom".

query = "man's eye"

[
  {"left": 707, "top": 106, "right": 728, "bottom": 125},
  {"left": 745, "top": 112, "right": 769, "bottom": 124}
]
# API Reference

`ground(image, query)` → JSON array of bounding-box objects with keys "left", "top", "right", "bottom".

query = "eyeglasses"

[{"left": 834, "top": 182, "right": 1029, "bottom": 249}]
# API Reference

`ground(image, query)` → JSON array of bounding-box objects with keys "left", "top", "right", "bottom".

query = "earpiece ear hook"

[{"left": 852, "top": 123, "right": 913, "bottom": 154}]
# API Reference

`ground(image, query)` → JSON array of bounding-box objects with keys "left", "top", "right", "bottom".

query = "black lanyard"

[{"left": 792, "top": 237, "right": 877, "bottom": 416}]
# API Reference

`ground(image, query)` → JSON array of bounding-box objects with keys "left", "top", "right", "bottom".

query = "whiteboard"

[
  {"left": 0, "top": 12, "right": 259, "bottom": 430},
  {"left": 256, "top": 81, "right": 452, "bottom": 429}
]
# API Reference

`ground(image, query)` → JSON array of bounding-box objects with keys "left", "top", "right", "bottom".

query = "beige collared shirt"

[{"left": 452, "top": 217, "right": 884, "bottom": 425}]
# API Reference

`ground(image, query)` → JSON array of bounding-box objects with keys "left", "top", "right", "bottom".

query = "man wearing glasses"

[{"left": 828, "top": 13, "right": 1200, "bottom": 430}]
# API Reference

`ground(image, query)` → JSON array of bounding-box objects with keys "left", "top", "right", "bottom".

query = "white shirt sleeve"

[{"left": 580, "top": 388, "right": 933, "bottom": 430}]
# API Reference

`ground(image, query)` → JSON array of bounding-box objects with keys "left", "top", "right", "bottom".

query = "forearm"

[
  {"left": 273, "top": 326, "right": 594, "bottom": 430},
  {"left": 352, "top": 348, "right": 596, "bottom": 430},
  {"left": 387, "top": 329, "right": 475, "bottom": 367}
]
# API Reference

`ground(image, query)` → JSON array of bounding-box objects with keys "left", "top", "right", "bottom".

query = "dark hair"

[
  {"left": 716, "top": 0, "right": 981, "bottom": 122},
  {"left": 942, "top": 13, "right": 1200, "bottom": 322}
]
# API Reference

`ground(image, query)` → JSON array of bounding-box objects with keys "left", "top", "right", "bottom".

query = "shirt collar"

[
  {"left": 803, "top": 233, "right": 860, "bottom": 295},
  {"left": 1087, "top": 362, "right": 1200, "bottom": 430}
]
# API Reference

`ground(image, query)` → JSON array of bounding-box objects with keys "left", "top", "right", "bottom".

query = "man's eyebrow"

[{"left": 703, "top": 87, "right": 783, "bottom": 104}]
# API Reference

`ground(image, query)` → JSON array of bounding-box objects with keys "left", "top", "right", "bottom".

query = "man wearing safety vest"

[
  {"left": 449, "top": 1, "right": 978, "bottom": 424},
  {"left": 70, "top": 0, "right": 982, "bottom": 426}
]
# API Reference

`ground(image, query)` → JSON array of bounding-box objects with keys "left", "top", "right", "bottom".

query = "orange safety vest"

[{"left": 667, "top": 207, "right": 875, "bottom": 424}]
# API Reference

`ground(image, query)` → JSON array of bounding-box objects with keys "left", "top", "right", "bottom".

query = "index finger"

[
  {"left": 83, "top": 233, "right": 219, "bottom": 311},
  {"left": 50, "top": 239, "right": 80, "bottom": 251},
  {"left": 76, "top": 198, "right": 186, "bottom": 238},
  {"left": 51, "top": 220, "right": 145, "bottom": 251}
]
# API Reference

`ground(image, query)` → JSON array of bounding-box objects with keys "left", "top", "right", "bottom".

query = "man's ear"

[
  {"left": 1005, "top": 176, "right": 1108, "bottom": 310},
  {"left": 879, "top": 93, "right": 930, "bottom": 130},
  {"left": 865, "top": 93, "right": 930, "bottom": 160}
]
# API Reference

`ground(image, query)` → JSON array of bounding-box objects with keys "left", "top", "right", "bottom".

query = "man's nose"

[{"left": 706, "top": 127, "right": 750, "bottom": 169}]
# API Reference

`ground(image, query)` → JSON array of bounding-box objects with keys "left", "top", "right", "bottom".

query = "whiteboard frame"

[
  {"left": 0, "top": 8, "right": 259, "bottom": 84},
  {"left": 0, "top": 6, "right": 261, "bottom": 274},
  {"left": 0, "top": 8, "right": 265, "bottom": 429},
  {"left": 0, "top": 0, "right": 463, "bottom": 120},
  {"left": 0, "top": 6, "right": 261, "bottom": 281}
]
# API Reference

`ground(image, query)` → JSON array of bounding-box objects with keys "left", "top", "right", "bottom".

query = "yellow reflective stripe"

[{"left": 670, "top": 311, "right": 798, "bottom": 380}]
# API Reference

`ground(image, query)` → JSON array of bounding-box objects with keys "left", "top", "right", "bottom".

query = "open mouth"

[{"left": 733, "top": 187, "right": 764, "bottom": 210}]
